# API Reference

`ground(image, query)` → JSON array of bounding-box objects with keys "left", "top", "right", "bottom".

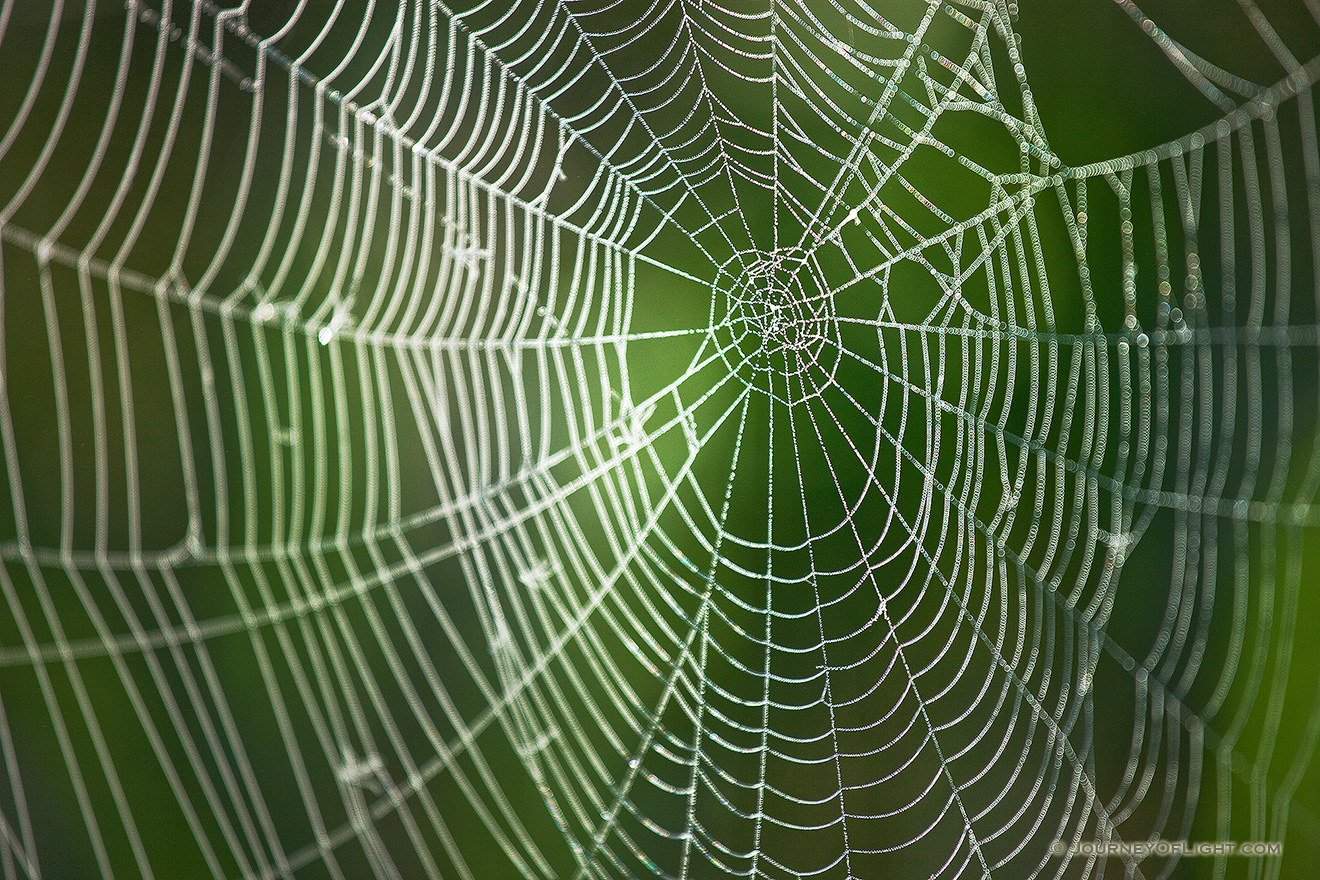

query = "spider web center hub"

[{"left": 712, "top": 248, "right": 842, "bottom": 404}]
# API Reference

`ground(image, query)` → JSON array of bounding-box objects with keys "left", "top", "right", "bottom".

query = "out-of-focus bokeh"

[{"left": 0, "top": 2, "right": 1318, "bottom": 878}]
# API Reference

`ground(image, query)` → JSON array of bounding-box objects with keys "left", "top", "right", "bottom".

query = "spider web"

[{"left": 0, "top": 1, "right": 1319, "bottom": 878}]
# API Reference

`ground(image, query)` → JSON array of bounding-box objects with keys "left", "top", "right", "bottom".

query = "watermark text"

[{"left": 1051, "top": 840, "right": 1281, "bottom": 858}]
